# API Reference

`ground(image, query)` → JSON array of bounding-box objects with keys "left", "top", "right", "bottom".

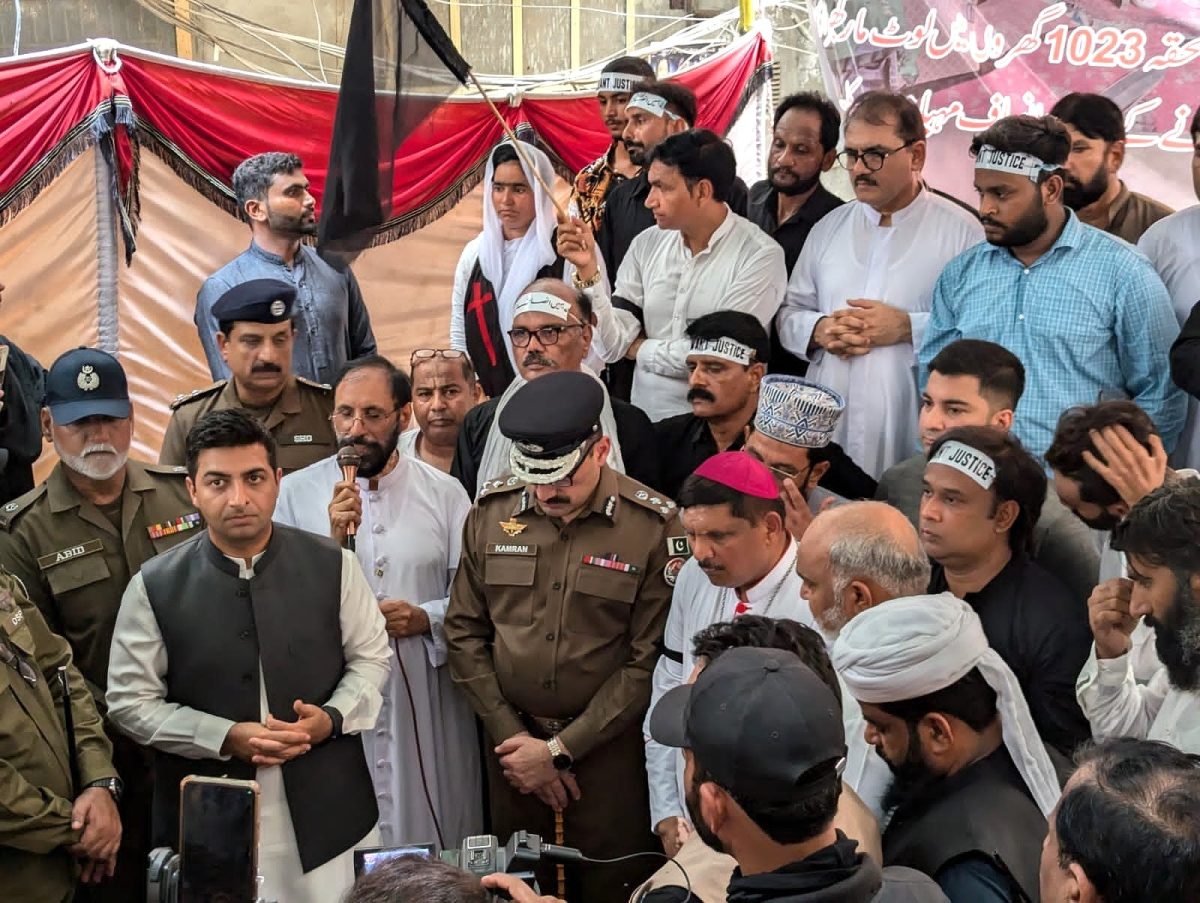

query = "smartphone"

[
  {"left": 354, "top": 843, "right": 437, "bottom": 876},
  {"left": 179, "top": 776, "right": 260, "bottom": 903}
]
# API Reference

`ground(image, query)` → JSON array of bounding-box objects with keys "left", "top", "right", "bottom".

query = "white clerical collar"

[
  {"left": 354, "top": 449, "right": 407, "bottom": 494},
  {"left": 859, "top": 184, "right": 926, "bottom": 227},
  {"left": 742, "top": 535, "right": 797, "bottom": 604}
]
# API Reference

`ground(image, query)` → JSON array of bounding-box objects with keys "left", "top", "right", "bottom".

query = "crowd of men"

[{"left": 3, "top": 53, "right": 1200, "bottom": 903}]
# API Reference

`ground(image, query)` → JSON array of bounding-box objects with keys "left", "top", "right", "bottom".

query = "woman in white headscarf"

[{"left": 449, "top": 140, "right": 563, "bottom": 398}]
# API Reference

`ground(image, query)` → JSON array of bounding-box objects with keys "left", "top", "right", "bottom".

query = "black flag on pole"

[{"left": 318, "top": 0, "right": 470, "bottom": 263}]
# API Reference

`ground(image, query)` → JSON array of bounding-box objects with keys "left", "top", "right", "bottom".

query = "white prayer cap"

[{"left": 831, "top": 592, "right": 1060, "bottom": 815}]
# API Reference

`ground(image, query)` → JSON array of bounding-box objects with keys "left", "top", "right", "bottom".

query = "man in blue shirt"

[
  {"left": 197, "top": 152, "right": 377, "bottom": 386},
  {"left": 920, "top": 115, "right": 1184, "bottom": 462}
]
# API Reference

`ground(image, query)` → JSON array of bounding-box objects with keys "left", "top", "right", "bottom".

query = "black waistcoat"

[
  {"left": 883, "top": 747, "right": 1047, "bottom": 900},
  {"left": 461, "top": 252, "right": 565, "bottom": 398},
  {"left": 140, "top": 525, "right": 378, "bottom": 873}
]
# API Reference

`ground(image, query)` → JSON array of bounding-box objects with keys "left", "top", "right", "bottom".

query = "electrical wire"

[
  {"left": 393, "top": 636, "right": 447, "bottom": 851},
  {"left": 580, "top": 850, "right": 694, "bottom": 903}
]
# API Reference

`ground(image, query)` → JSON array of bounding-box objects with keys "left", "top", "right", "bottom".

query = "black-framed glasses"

[
  {"left": 836, "top": 139, "right": 917, "bottom": 173},
  {"left": 508, "top": 324, "right": 585, "bottom": 348}
]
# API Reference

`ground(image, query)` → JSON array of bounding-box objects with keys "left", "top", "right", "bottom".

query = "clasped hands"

[
  {"left": 496, "top": 732, "right": 580, "bottom": 813},
  {"left": 222, "top": 698, "right": 333, "bottom": 767},
  {"left": 812, "top": 299, "right": 911, "bottom": 359},
  {"left": 68, "top": 786, "right": 122, "bottom": 883}
]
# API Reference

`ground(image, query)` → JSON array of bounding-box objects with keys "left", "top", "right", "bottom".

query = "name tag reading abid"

[{"left": 38, "top": 539, "right": 105, "bottom": 570}]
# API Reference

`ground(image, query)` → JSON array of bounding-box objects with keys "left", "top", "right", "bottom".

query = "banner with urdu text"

[{"left": 809, "top": 0, "right": 1200, "bottom": 209}]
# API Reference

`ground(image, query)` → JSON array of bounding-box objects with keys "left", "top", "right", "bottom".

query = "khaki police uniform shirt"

[
  {"left": 0, "top": 460, "right": 199, "bottom": 696},
  {"left": 0, "top": 572, "right": 116, "bottom": 901},
  {"left": 158, "top": 375, "right": 335, "bottom": 474},
  {"left": 446, "top": 466, "right": 687, "bottom": 762}
]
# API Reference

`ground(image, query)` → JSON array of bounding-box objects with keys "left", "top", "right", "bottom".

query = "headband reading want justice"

[
  {"left": 974, "top": 144, "right": 1059, "bottom": 183},
  {"left": 929, "top": 440, "right": 997, "bottom": 489}
]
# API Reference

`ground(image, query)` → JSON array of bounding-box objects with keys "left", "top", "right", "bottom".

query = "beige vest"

[{"left": 628, "top": 833, "right": 736, "bottom": 902}]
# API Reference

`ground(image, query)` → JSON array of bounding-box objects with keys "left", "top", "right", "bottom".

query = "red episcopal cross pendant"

[{"left": 466, "top": 283, "right": 498, "bottom": 366}]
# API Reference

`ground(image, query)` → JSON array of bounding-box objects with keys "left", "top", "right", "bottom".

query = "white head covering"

[
  {"left": 478, "top": 140, "right": 559, "bottom": 377},
  {"left": 831, "top": 592, "right": 1060, "bottom": 816}
]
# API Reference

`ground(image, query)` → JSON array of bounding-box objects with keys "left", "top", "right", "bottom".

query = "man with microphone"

[{"left": 276, "top": 355, "right": 482, "bottom": 850}]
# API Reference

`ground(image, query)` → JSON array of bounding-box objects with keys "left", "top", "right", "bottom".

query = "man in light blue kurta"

[{"left": 920, "top": 115, "right": 1184, "bottom": 462}]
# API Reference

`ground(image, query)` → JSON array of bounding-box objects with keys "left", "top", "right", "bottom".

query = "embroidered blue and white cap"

[{"left": 754, "top": 375, "right": 845, "bottom": 449}]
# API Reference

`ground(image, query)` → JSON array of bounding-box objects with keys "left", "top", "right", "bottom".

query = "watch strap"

[
  {"left": 321, "top": 705, "right": 344, "bottom": 740},
  {"left": 85, "top": 777, "right": 123, "bottom": 803}
]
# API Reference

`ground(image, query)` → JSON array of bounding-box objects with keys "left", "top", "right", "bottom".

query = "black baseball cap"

[
  {"left": 650, "top": 646, "right": 847, "bottom": 800},
  {"left": 43, "top": 347, "right": 132, "bottom": 424},
  {"left": 499, "top": 371, "right": 604, "bottom": 484}
]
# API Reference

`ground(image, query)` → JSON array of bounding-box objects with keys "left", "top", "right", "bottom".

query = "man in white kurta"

[
  {"left": 276, "top": 442, "right": 483, "bottom": 850},
  {"left": 1139, "top": 204, "right": 1200, "bottom": 468},
  {"left": 560, "top": 129, "right": 787, "bottom": 422},
  {"left": 777, "top": 95, "right": 983, "bottom": 478}
]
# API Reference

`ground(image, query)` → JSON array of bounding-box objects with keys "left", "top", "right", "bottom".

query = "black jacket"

[
  {"left": 0, "top": 338, "right": 44, "bottom": 505},
  {"left": 643, "top": 835, "right": 947, "bottom": 903},
  {"left": 451, "top": 392, "right": 661, "bottom": 497}
]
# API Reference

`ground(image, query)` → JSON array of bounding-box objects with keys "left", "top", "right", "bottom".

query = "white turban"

[{"left": 831, "top": 592, "right": 1060, "bottom": 815}]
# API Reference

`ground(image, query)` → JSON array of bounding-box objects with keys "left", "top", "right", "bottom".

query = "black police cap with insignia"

[
  {"left": 212, "top": 278, "right": 296, "bottom": 325},
  {"left": 43, "top": 347, "right": 131, "bottom": 425},
  {"left": 499, "top": 371, "right": 604, "bottom": 484}
]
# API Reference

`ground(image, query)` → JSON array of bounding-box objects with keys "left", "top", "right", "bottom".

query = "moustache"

[
  {"left": 522, "top": 353, "right": 553, "bottom": 368},
  {"left": 855, "top": 177, "right": 877, "bottom": 187},
  {"left": 769, "top": 165, "right": 795, "bottom": 179},
  {"left": 81, "top": 443, "right": 118, "bottom": 456},
  {"left": 251, "top": 362, "right": 283, "bottom": 373},
  {"left": 542, "top": 495, "right": 570, "bottom": 506},
  {"left": 687, "top": 388, "right": 716, "bottom": 403},
  {"left": 979, "top": 216, "right": 1002, "bottom": 228},
  {"left": 697, "top": 559, "right": 723, "bottom": 572}
]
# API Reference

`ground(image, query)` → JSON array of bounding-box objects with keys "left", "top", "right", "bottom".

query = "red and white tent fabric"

[{"left": 0, "top": 32, "right": 771, "bottom": 464}]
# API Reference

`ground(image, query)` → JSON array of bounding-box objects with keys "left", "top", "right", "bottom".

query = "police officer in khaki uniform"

[
  {"left": 446, "top": 371, "right": 686, "bottom": 903},
  {"left": 0, "top": 573, "right": 122, "bottom": 903},
  {"left": 159, "top": 278, "right": 335, "bottom": 474},
  {"left": 0, "top": 348, "right": 198, "bottom": 902}
]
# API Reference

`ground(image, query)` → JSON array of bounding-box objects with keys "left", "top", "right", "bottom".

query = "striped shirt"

[{"left": 920, "top": 210, "right": 1185, "bottom": 460}]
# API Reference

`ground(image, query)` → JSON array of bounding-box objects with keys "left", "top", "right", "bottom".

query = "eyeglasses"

[
  {"left": 329, "top": 407, "right": 398, "bottom": 430},
  {"left": 508, "top": 324, "right": 585, "bottom": 348},
  {"left": 836, "top": 139, "right": 917, "bottom": 173},
  {"left": 411, "top": 348, "right": 468, "bottom": 365}
]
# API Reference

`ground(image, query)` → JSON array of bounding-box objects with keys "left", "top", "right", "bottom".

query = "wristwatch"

[
  {"left": 85, "top": 777, "right": 124, "bottom": 804},
  {"left": 321, "top": 705, "right": 344, "bottom": 740},
  {"left": 571, "top": 269, "right": 602, "bottom": 290},
  {"left": 547, "top": 736, "right": 573, "bottom": 771}
]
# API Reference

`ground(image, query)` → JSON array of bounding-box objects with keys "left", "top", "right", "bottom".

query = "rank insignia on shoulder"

[
  {"left": 604, "top": 496, "right": 616, "bottom": 517},
  {"left": 3, "top": 502, "right": 15, "bottom": 512},
  {"left": 499, "top": 519, "right": 527, "bottom": 537},
  {"left": 667, "top": 536, "right": 691, "bottom": 557},
  {"left": 148, "top": 512, "right": 202, "bottom": 540},
  {"left": 664, "top": 557, "right": 685, "bottom": 586}
]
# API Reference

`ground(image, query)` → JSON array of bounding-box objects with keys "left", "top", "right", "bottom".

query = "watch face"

[{"left": 552, "top": 753, "right": 572, "bottom": 771}]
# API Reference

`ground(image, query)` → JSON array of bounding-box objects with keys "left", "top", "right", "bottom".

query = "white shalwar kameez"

[
  {"left": 277, "top": 453, "right": 483, "bottom": 849},
  {"left": 777, "top": 190, "right": 984, "bottom": 478},
  {"left": 1139, "top": 206, "right": 1200, "bottom": 468}
]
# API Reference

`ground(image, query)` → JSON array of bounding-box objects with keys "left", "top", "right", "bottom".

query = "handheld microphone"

[{"left": 336, "top": 445, "right": 362, "bottom": 550}]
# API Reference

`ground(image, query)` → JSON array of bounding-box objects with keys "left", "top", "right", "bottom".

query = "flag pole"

[{"left": 467, "top": 69, "right": 570, "bottom": 221}]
